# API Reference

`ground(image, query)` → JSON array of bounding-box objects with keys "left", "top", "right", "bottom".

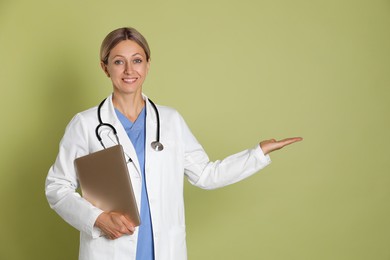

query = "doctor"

[{"left": 45, "top": 27, "right": 302, "bottom": 260}]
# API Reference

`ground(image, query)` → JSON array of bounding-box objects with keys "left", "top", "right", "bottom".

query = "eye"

[
  {"left": 114, "top": 60, "right": 124, "bottom": 65},
  {"left": 133, "top": 58, "right": 143, "bottom": 64}
]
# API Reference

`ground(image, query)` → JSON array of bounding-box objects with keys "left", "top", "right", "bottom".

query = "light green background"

[{"left": 1, "top": 0, "right": 389, "bottom": 259}]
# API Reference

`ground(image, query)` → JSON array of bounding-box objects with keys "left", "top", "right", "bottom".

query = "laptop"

[{"left": 74, "top": 145, "right": 140, "bottom": 226}]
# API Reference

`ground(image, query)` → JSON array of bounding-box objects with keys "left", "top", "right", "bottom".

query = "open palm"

[{"left": 260, "top": 137, "right": 303, "bottom": 155}]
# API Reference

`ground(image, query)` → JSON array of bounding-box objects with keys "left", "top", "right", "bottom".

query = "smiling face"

[{"left": 101, "top": 40, "right": 150, "bottom": 98}]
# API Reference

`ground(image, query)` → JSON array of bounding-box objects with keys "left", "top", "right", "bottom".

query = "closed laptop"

[{"left": 74, "top": 145, "right": 140, "bottom": 226}]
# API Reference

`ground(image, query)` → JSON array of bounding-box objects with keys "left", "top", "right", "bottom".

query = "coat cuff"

[
  {"left": 254, "top": 144, "right": 271, "bottom": 165},
  {"left": 88, "top": 208, "right": 104, "bottom": 238}
]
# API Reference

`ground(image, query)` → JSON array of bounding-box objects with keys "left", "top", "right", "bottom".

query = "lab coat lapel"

[{"left": 101, "top": 95, "right": 142, "bottom": 177}]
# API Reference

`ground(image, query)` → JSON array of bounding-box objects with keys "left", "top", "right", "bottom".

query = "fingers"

[
  {"left": 278, "top": 137, "right": 303, "bottom": 147},
  {"left": 110, "top": 214, "right": 135, "bottom": 238},
  {"left": 119, "top": 214, "right": 136, "bottom": 234},
  {"left": 95, "top": 212, "right": 136, "bottom": 240}
]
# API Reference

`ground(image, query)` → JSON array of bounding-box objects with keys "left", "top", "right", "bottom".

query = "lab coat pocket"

[
  {"left": 79, "top": 232, "right": 115, "bottom": 260},
  {"left": 169, "top": 226, "right": 187, "bottom": 258},
  {"left": 114, "top": 234, "right": 137, "bottom": 258}
]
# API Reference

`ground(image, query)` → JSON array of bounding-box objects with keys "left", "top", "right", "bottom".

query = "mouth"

[{"left": 123, "top": 77, "right": 138, "bottom": 84}]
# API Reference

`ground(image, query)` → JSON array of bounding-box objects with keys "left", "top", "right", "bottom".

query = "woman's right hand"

[{"left": 94, "top": 212, "right": 135, "bottom": 240}]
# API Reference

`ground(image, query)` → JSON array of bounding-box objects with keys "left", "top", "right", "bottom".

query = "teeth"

[{"left": 123, "top": 78, "right": 137, "bottom": 83}]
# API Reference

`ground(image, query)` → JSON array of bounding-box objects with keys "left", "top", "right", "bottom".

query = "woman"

[{"left": 45, "top": 27, "right": 302, "bottom": 260}]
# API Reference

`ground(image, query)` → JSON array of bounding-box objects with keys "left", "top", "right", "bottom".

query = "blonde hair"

[{"left": 100, "top": 27, "right": 151, "bottom": 64}]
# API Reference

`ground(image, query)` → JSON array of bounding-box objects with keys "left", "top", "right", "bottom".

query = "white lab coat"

[{"left": 45, "top": 94, "right": 271, "bottom": 260}]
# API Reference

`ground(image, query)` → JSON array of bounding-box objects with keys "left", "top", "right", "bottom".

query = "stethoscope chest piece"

[{"left": 151, "top": 141, "right": 164, "bottom": 151}]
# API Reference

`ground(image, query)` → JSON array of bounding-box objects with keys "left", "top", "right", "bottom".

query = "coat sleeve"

[
  {"left": 45, "top": 113, "right": 103, "bottom": 238},
  {"left": 180, "top": 114, "right": 271, "bottom": 190}
]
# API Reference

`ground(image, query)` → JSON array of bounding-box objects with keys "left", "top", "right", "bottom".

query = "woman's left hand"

[{"left": 260, "top": 137, "right": 303, "bottom": 155}]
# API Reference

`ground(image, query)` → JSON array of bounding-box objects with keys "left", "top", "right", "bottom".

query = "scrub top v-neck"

[{"left": 115, "top": 107, "right": 155, "bottom": 260}]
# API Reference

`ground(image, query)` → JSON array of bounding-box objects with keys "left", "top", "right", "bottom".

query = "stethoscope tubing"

[{"left": 95, "top": 97, "right": 163, "bottom": 151}]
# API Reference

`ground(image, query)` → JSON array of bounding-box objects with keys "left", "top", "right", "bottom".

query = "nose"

[{"left": 124, "top": 61, "right": 133, "bottom": 74}]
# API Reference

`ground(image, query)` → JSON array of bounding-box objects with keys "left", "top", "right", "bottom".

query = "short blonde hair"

[{"left": 100, "top": 27, "right": 151, "bottom": 64}]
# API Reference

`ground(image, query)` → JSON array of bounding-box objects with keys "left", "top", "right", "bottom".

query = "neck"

[{"left": 112, "top": 93, "right": 145, "bottom": 122}]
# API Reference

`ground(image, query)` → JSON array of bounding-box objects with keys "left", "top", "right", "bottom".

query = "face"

[{"left": 101, "top": 40, "right": 150, "bottom": 97}]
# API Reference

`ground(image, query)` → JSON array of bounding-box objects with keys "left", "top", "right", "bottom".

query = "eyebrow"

[{"left": 112, "top": 53, "right": 145, "bottom": 59}]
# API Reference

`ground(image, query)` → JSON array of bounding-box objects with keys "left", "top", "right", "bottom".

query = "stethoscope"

[{"left": 95, "top": 97, "right": 164, "bottom": 153}]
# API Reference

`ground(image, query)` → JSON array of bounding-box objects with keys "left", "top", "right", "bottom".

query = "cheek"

[{"left": 107, "top": 68, "right": 122, "bottom": 78}]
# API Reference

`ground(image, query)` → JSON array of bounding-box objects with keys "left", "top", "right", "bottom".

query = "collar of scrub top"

[{"left": 95, "top": 97, "right": 164, "bottom": 152}]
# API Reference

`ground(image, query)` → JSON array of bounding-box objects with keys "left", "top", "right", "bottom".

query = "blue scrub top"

[{"left": 115, "top": 107, "right": 154, "bottom": 260}]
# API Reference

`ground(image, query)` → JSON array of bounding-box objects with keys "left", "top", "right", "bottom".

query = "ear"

[
  {"left": 100, "top": 61, "right": 110, "bottom": 77},
  {"left": 146, "top": 59, "right": 151, "bottom": 75}
]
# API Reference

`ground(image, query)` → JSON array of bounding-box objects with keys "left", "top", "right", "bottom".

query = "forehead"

[{"left": 109, "top": 40, "right": 146, "bottom": 57}]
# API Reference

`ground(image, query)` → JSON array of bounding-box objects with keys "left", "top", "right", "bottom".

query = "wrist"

[{"left": 94, "top": 212, "right": 108, "bottom": 228}]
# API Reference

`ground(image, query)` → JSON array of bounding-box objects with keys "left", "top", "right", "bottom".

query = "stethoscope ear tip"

[{"left": 151, "top": 141, "right": 164, "bottom": 151}]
